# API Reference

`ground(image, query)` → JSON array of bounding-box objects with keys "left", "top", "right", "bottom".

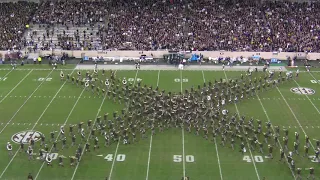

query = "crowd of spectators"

[
  {"left": 0, "top": 1, "right": 37, "bottom": 51},
  {"left": 2, "top": 0, "right": 320, "bottom": 52}
]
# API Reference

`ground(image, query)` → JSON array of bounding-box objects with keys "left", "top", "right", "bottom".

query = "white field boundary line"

[
  {"left": 0, "top": 70, "right": 33, "bottom": 104},
  {"left": 275, "top": 84, "right": 316, "bottom": 152},
  {"left": 0, "top": 68, "right": 74, "bottom": 178},
  {"left": 202, "top": 70, "right": 223, "bottom": 180},
  {"left": 0, "top": 69, "right": 53, "bottom": 135},
  {"left": 223, "top": 70, "right": 261, "bottom": 180},
  {"left": 34, "top": 87, "right": 87, "bottom": 179},
  {"left": 108, "top": 70, "right": 139, "bottom": 180},
  {"left": 246, "top": 74, "right": 296, "bottom": 178},
  {"left": 180, "top": 70, "right": 186, "bottom": 178},
  {"left": 145, "top": 70, "right": 160, "bottom": 180}
]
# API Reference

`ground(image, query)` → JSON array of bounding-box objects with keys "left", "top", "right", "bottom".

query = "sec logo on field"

[
  {"left": 290, "top": 87, "right": 315, "bottom": 95},
  {"left": 11, "top": 131, "right": 43, "bottom": 144}
]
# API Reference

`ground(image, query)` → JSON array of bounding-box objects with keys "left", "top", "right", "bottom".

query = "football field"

[{"left": 0, "top": 64, "right": 320, "bottom": 180}]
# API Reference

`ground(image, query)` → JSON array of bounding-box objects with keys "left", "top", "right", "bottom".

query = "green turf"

[{"left": 0, "top": 67, "right": 319, "bottom": 180}]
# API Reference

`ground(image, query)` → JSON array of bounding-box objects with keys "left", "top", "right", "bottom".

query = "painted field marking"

[
  {"left": 254, "top": 91, "right": 296, "bottom": 178},
  {"left": 35, "top": 87, "right": 87, "bottom": 179},
  {"left": 202, "top": 70, "right": 223, "bottom": 180},
  {"left": 0, "top": 68, "right": 75, "bottom": 178},
  {"left": 0, "top": 70, "right": 53, "bottom": 135},
  {"left": 146, "top": 70, "right": 160, "bottom": 180},
  {"left": 223, "top": 71, "right": 261, "bottom": 180},
  {"left": 0, "top": 70, "right": 33, "bottom": 104},
  {"left": 180, "top": 70, "right": 186, "bottom": 178},
  {"left": 107, "top": 70, "right": 138, "bottom": 180},
  {"left": 275, "top": 86, "right": 317, "bottom": 152}
]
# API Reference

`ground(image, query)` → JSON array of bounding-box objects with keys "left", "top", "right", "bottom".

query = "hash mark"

[
  {"left": 288, "top": 98, "right": 291, "bottom": 100},
  {"left": 44, "top": 96, "right": 46, "bottom": 98},
  {"left": 10, "top": 96, "right": 12, "bottom": 98},
  {"left": 312, "top": 126, "right": 314, "bottom": 128},
  {"left": 306, "top": 126, "right": 309, "bottom": 128},
  {"left": 59, "top": 96, "right": 60, "bottom": 98},
  {"left": 17, "top": 123, "right": 20, "bottom": 125},
  {"left": 294, "top": 126, "right": 297, "bottom": 128},
  {"left": 289, "top": 126, "right": 291, "bottom": 128},
  {"left": 64, "top": 96, "right": 66, "bottom": 98},
  {"left": 40, "top": 123, "right": 42, "bottom": 126},
  {"left": 19, "top": 96, "right": 21, "bottom": 98},
  {"left": 69, "top": 96, "right": 71, "bottom": 98},
  {"left": 46, "top": 124, "right": 48, "bottom": 126},
  {"left": 12, "top": 123, "right": 14, "bottom": 125},
  {"left": 52, "top": 124, "right": 54, "bottom": 126},
  {"left": 29, "top": 123, "right": 31, "bottom": 125}
]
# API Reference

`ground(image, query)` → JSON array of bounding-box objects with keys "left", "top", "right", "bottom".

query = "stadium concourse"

[{"left": 0, "top": 0, "right": 319, "bottom": 52}]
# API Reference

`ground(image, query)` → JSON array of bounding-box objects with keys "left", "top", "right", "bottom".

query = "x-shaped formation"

[{"left": 55, "top": 68, "right": 315, "bottom": 177}]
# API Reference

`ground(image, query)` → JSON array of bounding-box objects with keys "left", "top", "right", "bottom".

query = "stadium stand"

[{"left": 1, "top": 0, "right": 320, "bottom": 52}]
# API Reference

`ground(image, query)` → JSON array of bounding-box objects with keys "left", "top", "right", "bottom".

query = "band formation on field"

[{"left": 2, "top": 64, "right": 319, "bottom": 180}]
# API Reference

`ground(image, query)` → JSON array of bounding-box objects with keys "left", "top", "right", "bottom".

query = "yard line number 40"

[{"left": 104, "top": 154, "right": 126, "bottom": 162}]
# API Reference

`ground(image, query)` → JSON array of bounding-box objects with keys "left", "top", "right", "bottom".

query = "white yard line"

[
  {"left": 156, "top": 70, "right": 160, "bottom": 87},
  {"left": 180, "top": 70, "right": 186, "bottom": 178},
  {"left": 107, "top": 70, "right": 139, "bottom": 180},
  {"left": 213, "top": 138, "right": 223, "bottom": 180},
  {"left": 0, "top": 68, "right": 73, "bottom": 178},
  {"left": 0, "top": 70, "right": 53, "bottom": 135},
  {"left": 223, "top": 71, "right": 261, "bottom": 180},
  {"left": 145, "top": 135, "right": 153, "bottom": 180},
  {"left": 146, "top": 70, "right": 160, "bottom": 180},
  {"left": 275, "top": 86, "right": 316, "bottom": 151},
  {"left": 71, "top": 91, "right": 108, "bottom": 180},
  {"left": 254, "top": 93, "right": 296, "bottom": 179},
  {"left": 307, "top": 71, "right": 319, "bottom": 84},
  {"left": 202, "top": 70, "right": 223, "bottom": 180},
  {"left": 0, "top": 70, "right": 33, "bottom": 104},
  {"left": 1, "top": 69, "right": 14, "bottom": 78},
  {"left": 35, "top": 87, "right": 86, "bottom": 179}
]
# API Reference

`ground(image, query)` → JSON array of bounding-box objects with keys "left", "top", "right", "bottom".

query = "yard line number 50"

[{"left": 173, "top": 155, "right": 195, "bottom": 163}]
